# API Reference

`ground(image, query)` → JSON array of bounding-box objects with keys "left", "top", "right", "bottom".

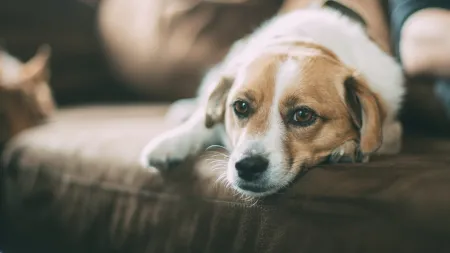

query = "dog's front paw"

[
  {"left": 140, "top": 133, "right": 192, "bottom": 171},
  {"left": 329, "top": 140, "right": 368, "bottom": 163}
]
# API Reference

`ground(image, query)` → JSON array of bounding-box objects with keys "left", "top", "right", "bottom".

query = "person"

[
  {"left": 390, "top": 0, "right": 450, "bottom": 118},
  {"left": 97, "top": 0, "right": 390, "bottom": 99},
  {"left": 97, "top": 0, "right": 283, "bottom": 100}
]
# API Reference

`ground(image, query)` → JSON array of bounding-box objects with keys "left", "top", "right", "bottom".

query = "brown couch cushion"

[{"left": 2, "top": 105, "right": 450, "bottom": 253}]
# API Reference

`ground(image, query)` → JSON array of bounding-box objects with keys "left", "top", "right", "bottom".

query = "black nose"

[{"left": 235, "top": 156, "right": 269, "bottom": 181}]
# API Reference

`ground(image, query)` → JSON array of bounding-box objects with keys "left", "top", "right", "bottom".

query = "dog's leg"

[
  {"left": 329, "top": 140, "right": 370, "bottom": 163},
  {"left": 164, "top": 98, "right": 198, "bottom": 125},
  {"left": 376, "top": 120, "right": 403, "bottom": 155},
  {"left": 329, "top": 120, "right": 402, "bottom": 164},
  {"left": 164, "top": 63, "right": 225, "bottom": 126},
  {"left": 140, "top": 107, "right": 223, "bottom": 170}
]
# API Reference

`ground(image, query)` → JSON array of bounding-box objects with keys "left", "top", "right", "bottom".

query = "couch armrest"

[{"left": 2, "top": 105, "right": 450, "bottom": 253}]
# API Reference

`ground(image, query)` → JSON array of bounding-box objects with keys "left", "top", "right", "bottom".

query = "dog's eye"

[
  {"left": 233, "top": 100, "right": 250, "bottom": 118},
  {"left": 291, "top": 107, "right": 317, "bottom": 126}
]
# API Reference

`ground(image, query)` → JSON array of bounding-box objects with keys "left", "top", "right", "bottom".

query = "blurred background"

[
  {"left": 1, "top": 0, "right": 143, "bottom": 105},
  {"left": 1, "top": 0, "right": 449, "bottom": 132},
  {"left": 2, "top": 1, "right": 450, "bottom": 253},
  {"left": 0, "top": 0, "right": 283, "bottom": 106}
]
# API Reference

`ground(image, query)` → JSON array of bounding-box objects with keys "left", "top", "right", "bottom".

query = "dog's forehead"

[
  {"left": 281, "top": 56, "right": 350, "bottom": 102},
  {"left": 232, "top": 52, "right": 348, "bottom": 103}
]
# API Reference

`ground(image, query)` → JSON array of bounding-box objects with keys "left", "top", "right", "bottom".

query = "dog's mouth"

[
  {"left": 230, "top": 163, "right": 313, "bottom": 197},
  {"left": 232, "top": 180, "right": 285, "bottom": 197},
  {"left": 235, "top": 183, "right": 270, "bottom": 193}
]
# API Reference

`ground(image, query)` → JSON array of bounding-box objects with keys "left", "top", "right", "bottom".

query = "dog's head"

[{"left": 205, "top": 42, "right": 386, "bottom": 196}]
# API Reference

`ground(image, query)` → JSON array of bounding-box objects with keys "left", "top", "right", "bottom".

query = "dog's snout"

[{"left": 235, "top": 156, "right": 269, "bottom": 181}]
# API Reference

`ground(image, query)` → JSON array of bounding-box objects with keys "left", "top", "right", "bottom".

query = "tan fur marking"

[
  {"left": 231, "top": 55, "right": 286, "bottom": 135},
  {"left": 345, "top": 73, "right": 387, "bottom": 154},
  {"left": 225, "top": 42, "right": 386, "bottom": 173},
  {"left": 205, "top": 77, "right": 234, "bottom": 128},
  {"left": 278, "top": 55, "right": 359, "bottom": 172}
]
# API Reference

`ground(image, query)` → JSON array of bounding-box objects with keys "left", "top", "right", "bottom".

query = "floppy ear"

[
  {"left": 205, "top": 76, "right": 233, "bottom": 128},
  {"left": 343, "top": 74, "right": 385, "bottom": 155}
]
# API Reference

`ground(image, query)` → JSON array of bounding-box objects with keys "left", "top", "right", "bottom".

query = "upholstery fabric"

[{"left": 2, "top": 105, "right": 450, "bottom": 253}]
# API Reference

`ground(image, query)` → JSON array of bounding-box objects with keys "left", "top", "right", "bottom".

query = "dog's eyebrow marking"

[
  {"left": 239, "top": 90, "right": 257, "bottom": 103},
  {"left": 282, "top": 96, "right": 300, "bottom": 109}
]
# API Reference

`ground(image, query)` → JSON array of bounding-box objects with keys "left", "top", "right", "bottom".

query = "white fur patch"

[
  {"left": 140, "top": 108, "right": 223, "bottom": 170},
  {"left": 265, "top": 58, "right": 300, "bottom": 152},
  {"left": 275, "top": 58, "right": 300, "bottom": 92},
  {"left": 262, "top": 59, "right": 301, "bottom": 184}
]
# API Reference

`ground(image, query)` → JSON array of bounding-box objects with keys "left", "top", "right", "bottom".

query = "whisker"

[
  {"left": 213, "top": 172, "right": 231, "bottom": 191},
  {"left": 217, "top": 173, "right": 227, "bottom": 183},
  {"left": 248, "top": 198, "right": 259, "bottom": 207},
  {"left": 204, "top": 156, "right": 226, "bottom": 161},
  {"left": 206, "top": 145, "right": 229, "bottom": 151},
  {"left": 211, "top": 166, "right": 227, "bottom": 172},
  {"left": 200, "top": 150, "right": 228, "bottom": 159},
  {"left": 203, "top": 156, "right": 229, "bottom": 163},
  {"left": 207, "top": 162, "right": 228, "bottom": 169},
  {"left": 204, "top": 155, "right": 228, "bottom": 161},
  {"left": 205, "top": 148, "right": 230, "bottom": 154},
  {"left": 210, "top": 164, "right": 227, "bottom": 169},
  {"left": 204, "top": 157, "right": 228, "bottom": 163},
  {"left": 205, "top": 157, "right": 228, "bottom": 162},
  {"left": 207, "top": 161, "right": 228, "bottom": 167},
  {"left": 210, "top": 162, "right": 227, "bottom": 168},
  {"left": 204, "top": 152, "right": 230, "bottom": 159}
]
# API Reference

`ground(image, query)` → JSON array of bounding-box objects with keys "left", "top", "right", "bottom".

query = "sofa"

[{"left": 2, "top": 0, "right": 450, "bottom": 253}]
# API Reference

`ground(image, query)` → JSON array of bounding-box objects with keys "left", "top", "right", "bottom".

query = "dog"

[{"left": 140, "top": 2, "right": 405, "bottom": 197}]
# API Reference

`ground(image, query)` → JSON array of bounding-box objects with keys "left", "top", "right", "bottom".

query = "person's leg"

[
  {"left": 390, "top": 0, "right": 450, "bottom": 77},
  {"left": 400, "top": 8, "right": 450, "bottom": 77},
  {"left": 390, "top": 0, "right": 450, "bottom": 121},
  {"left": 435, "top": 79, "right": 450, "bottom": 119},
  {"left": 97, "top": 0, "right": 282, "bottom": 101},
  {"left": 400, "top": 8, "right": 450, "bottom": 120}
]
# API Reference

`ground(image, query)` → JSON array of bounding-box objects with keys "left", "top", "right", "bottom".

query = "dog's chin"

[
  {"left": 231, "top": 181, "right": 282, "bottom": 197},
  {"left": 225, "top": 164, "right": 300, "bottom": 197}
]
